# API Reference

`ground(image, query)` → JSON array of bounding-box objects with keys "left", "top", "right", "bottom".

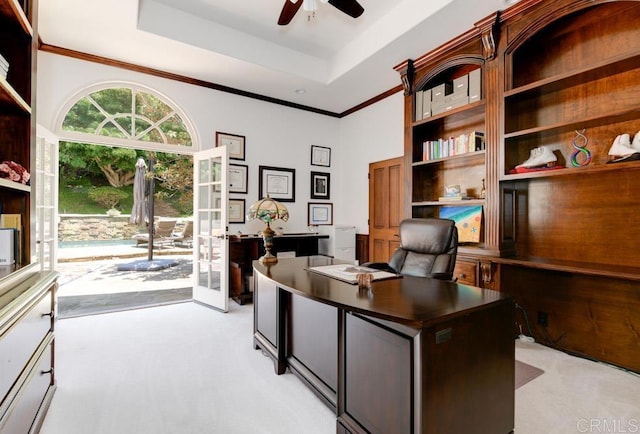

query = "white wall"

[
  {"left": 36, "top": 51, "right": 404, "bottom": 236},
  {"left": 336, "top": 93, "right": 404, "bottom": 233}
]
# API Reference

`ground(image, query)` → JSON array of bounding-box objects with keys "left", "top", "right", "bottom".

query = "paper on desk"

[{"left": 306, "top": 264, "right": 400, "bottom": 284}]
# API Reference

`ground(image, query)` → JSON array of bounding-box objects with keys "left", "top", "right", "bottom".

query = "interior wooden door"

[{"left": 368, "top": 156, "right": 404, "bottom": 263}]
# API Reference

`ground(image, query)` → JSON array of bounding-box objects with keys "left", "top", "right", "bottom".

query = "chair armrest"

[
  {"left": 361, "top": 262, "right": 395, "bottom": 273},
  {"left": 429, "top": 272, "right": 454, "bottom": 281}
]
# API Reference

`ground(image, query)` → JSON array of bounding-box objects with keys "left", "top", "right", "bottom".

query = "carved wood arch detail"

[
  {"left": 414, "top": 56, "right": 484, "bottom": 93},
  {"left": 503, "top": 0, "right": 603, "bottom": 57}
]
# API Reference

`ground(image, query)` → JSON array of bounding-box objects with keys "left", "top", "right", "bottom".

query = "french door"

[
  {"left": 35, "top": 124, "right": 59, "bottom": 271},
  {"left": 193, "top": 146, "right": 229, "bottom": 312}
]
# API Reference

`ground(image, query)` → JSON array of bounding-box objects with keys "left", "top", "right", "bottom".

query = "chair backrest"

[
  {"left": 387, "top": 218, "right": 458, "bottom": 280},
  {"left": 172, "top": 220, "right": 193, "bottom": 239},
  {"left": 181, "top": 220, "right": 193, "bottom": 238},
  {"left": 155, "top": 219, "right": 177, "bottom": 237}
]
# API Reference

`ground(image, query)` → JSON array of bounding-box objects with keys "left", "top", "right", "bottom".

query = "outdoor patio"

[{"left": 57, "top": 243, "right": 195, "bottom": 318}]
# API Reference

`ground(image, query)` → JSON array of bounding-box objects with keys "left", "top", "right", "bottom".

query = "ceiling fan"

[{"left": 278, "top": 0, "right": 365, "bottom": 25}]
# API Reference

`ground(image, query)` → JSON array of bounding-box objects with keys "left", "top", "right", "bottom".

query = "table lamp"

[{"left": 246, "top": 195, "right": 289, "bottom": 263}]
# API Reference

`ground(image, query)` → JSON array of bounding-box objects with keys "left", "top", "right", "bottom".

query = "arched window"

[{"left": 56, "top": 83, "right": 197, "bottom": 153}]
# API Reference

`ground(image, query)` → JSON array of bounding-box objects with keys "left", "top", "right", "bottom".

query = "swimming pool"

[{"left": 58, "top": 239, "right": 136, "bottom": 248}]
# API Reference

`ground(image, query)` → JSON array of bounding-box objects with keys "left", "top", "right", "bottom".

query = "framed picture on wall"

[
  {"left": 310, "top": 171, "right": 330, "bottom": 199},
  {"left": 229, "top": 199, "right": 246, "bottom": 223},
  {"left": 308, "top": 202, "right": 333, "bottom": 226},
  {"left": 216, "top": 132, "right": 245, "bottom": 160},
  {"left": 229, "top": 164, "right": 248, "bottom": 194},
  {"left": 259, "top": 166, "right": 296, "bottom": 202},
  {"left": 310, "top": 145, "right": 331, "bottom": 167}
]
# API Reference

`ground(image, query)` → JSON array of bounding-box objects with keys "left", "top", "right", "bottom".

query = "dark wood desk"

[
  {"left": 229, "top": 233, "right": 328, "bottom": 304},
  {"left": 253, "top": 256, "right": 514, "bottom": 434}
]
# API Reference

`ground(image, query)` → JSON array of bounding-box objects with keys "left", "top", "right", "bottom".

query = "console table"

[
  {"left": 229, "top": 233, "right": 328, "bottom": 304},
  {"left": 253, "top": 256, "right": 514, "bottom": 434}
]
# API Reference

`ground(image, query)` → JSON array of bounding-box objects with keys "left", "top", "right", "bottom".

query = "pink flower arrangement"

[{"left": 0, "top": 160, "right": 30, "bottom": 184}]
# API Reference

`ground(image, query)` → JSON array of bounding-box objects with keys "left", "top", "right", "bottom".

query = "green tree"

[
  {"left": 153, "top": 154, "right": 194, "bottom": 215},
  {"left": 87, "top": 186, "right": 128, "bottom": 209},
  {"left": 59, "top": 141, "right": 141, "bottom": 187}
]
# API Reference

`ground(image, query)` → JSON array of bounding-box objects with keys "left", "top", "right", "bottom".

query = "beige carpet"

[{"left": 40, "top": 303, "right": 640, "bottom": 434}]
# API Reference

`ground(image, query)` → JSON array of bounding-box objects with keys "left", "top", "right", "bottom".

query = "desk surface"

[
  {"left": 230, "top": 232, "right": 329, "bottom": 241},
  {"left": 253, "top": 256, "right": 509, "bottom": 328}
]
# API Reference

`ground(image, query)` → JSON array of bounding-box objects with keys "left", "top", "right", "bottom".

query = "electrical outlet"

[{"left": 537, "top": 311, "right": 548, "bottom": 327}]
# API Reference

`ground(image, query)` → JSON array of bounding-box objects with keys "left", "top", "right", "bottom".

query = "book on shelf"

[
  {"left": 0, "top": 53, "right": 8, "bottom": 79},
  {"left": 1, "top": 213, "right": 22, "bottom": 230},
  {"left": 421, "top": 131, "right": 485, "bottom": 161}
]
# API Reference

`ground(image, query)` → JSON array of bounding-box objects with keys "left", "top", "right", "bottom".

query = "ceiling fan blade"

[
  {"left": 328, "top": 0, "right": 364, "bottom": 18},
  {"left": 278, "top": 0, "right": 303, "bottom": 25}
]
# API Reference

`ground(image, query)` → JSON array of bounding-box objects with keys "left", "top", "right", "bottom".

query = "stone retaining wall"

[{"left": 58, "top": 214, "right": 144, "bottom": 242}]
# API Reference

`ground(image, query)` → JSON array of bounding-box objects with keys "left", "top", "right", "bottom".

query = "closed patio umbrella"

[
  {"left": 130, "top": 157, "right": 148, "bottom": 225},
  {"left": 118, "top": 157, "right": 177, "bottom": 271}
]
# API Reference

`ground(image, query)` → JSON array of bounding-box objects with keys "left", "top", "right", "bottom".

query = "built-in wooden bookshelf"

[
  {"left": 0, "top": 0, "right": 36, "bottom": 278},
  {"left": 397, "top": 0, "right": 640, "bottom": 373}
]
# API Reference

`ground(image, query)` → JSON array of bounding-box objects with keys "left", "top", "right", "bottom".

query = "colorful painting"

[{"left": 439, "top": 205, "right": 482, "bottom": 243}]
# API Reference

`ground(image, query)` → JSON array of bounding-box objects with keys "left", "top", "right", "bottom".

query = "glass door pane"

[{"left": 193, "top": 146, "right": 228, "bottom": 311}]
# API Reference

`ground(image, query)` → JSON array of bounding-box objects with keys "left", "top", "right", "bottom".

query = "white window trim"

[{"left": 53, "top": 81, "right": 199, "bottom": 155}]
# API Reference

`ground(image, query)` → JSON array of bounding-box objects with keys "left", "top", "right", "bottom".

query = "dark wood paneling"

[
  {"left": 355, "top": 234, "right": 368, "bottom": 264},
  {"left": 229, "top": 234, "right": 328, "bottom": 303},
  {"left": 502, "top": 264, "right": 640, "bottom": 372},
  {"left": 513, "top": 171, "right": 640, "bottom": 268},
  {"left": 421, "top": 300, "right": 514, "bottom": 434},
  {"left": 289, "top": 294, "right": 338, "bottom": 392},
  {"left": 255, "top": 275, "right": 277, "bottom": 347},
  {"left": 345, "top": 313, "right": 411, "bottom": 434}
]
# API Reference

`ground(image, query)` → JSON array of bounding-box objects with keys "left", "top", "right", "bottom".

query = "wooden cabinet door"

[{"left": 368, "top": 157, "right": 404, "bottom": 263}]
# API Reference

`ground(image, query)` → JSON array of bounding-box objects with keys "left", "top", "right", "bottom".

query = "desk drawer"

[
  {"left": 454, "top": 260, "right": 478, "bottom": 286},
  {"left": 0, "top": 288, "right": 53, "bottom": 405},
  {"left": 1, "top": 337, "right": 54, "bottom": 434}
]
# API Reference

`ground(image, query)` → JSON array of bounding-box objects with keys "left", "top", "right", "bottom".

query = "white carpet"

[
  {"left": 40, "top": 302, "right": 640, "bottom": 434},
  {"left": 41, "top": 302, "right": 334, "bottom": 434},
  {"left": 514, "top": 340, "right": 640, "bottom": 434}
]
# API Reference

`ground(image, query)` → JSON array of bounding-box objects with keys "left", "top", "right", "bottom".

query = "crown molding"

[{"left": 38, "top": 42, "right": 401, "bottom": 119}]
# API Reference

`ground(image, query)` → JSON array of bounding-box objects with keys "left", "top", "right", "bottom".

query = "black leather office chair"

[{"left": 367, "top": 218, "right": 458, "bottom": 280}]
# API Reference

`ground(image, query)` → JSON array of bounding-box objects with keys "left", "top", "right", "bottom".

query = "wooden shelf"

[
  {"left": 412, "top": 199, "right": 484, "bottom": 206},
  {"left": 505, "top": 52, "right": 640, "bottom": 98},
  {"left": 500, "top": 159, "right": 640, "bottom": 181},
  {"left": 494, "top": 255, "right": 640, "bottom": 282},
  {"left": 0, "top": 77, "right": 31, "bottom": 113},
  {"left": 412, "top": 150, "right": 485, "bottom": 167},
  {"left": 504, "top": 105, "right": 640, "bottom": 139},
  {"left": 0, "top": 177, "right": 31, "bottom": 192},
  {"left": 411, "top": 100, "right": 484, "bottom": 128}
]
